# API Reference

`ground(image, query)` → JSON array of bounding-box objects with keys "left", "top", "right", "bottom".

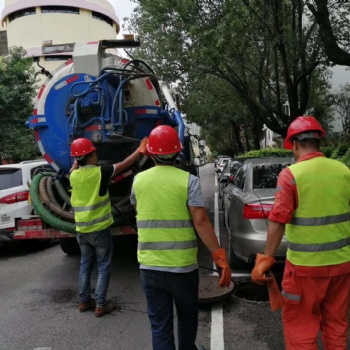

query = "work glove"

[
  {"left": 251, "top": 253, "right": 275, "bottom": 285},
  {"left": 138, "top": 137, "right": 149, "bottom": 155},
  {"left": 211, "top": 248, "right": 232, "bottom": 288},
  {"left": 266, "top": 273, "right": 285, "bottom": 311}
]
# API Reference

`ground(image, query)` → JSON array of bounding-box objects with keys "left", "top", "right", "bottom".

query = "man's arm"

[
  {"left": 188, "top": 206, "right": 220, "bottom": 252},
  {"left": 264, "top": 221, "right": 286, "bottom": 257},
  {"left": 113, "top": 138, "right": 148, "bottom": 176}
]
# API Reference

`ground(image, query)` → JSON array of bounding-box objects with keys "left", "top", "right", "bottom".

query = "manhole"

[
  {"left": 198, "top": 275, "right": 234, "bottom": 304},
  {"left": 233, "top": 281, "right": 269, "bottom": 302}
]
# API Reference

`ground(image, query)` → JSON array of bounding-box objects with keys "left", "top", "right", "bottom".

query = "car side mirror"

[{"left": 228, "top": 175, "right": 235, "bottom": 183}]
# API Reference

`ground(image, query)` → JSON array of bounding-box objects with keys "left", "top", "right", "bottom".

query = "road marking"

[
  {"left": 211, "top": 192, "right": 224, "bottom": 350},
  {"left": 215, "top": 174, "right": 218, "bottom": 187}
]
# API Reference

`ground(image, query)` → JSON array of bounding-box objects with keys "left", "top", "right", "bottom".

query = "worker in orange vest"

[{"left": 252, "top": 116, "right": 350, "bottom": 350}]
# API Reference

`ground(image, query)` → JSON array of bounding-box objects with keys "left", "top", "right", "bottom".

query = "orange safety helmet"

[
  {"left": 147, "top": 125, "right": 182, "bottom": 155},
  {"left": 284, "top": 116, "right": 326, "bottom": 150},
  {"left": 70, "top": 138, "right": 97, "bottom": 157}
]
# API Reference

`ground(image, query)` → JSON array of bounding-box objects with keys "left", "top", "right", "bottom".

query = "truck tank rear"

[{"left": 26, "top": 39, "right": 195, "bottom": 235}]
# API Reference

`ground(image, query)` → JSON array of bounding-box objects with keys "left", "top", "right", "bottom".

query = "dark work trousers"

[{"left": 140, "top": 269, "right": 199, "bottom": 350}]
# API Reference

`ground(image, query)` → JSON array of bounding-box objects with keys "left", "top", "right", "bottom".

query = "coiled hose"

[
  {"left": 30, "top": 172, "right": 76, "bottom": 233},
  {"left": 30, "top": 171, "right": 136, "bottom": 233}
]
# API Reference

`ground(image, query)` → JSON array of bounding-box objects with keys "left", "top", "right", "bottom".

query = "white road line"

[
  {"left": 211, "top": 192, "right": 224, "bottom": 350},
  {"left": 215, "top": 174, "right": 218, "bottom": 187}
]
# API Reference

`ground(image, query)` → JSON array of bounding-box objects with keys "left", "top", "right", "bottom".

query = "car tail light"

[
  {"left": 0, "top": 191, "right": 29, "bottom": 204},
  {"left": 229, "top": 175, "right": 235, "bottom": 182},
  {"left": 243, "top": 203, "right": 273, "bottom": 219}
]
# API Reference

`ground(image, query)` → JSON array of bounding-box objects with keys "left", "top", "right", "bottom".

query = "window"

[
  {"left": 234, "top": 164, "right": 247, "bottom": 191},
  {"left": 0, "top": 169, "right": 22, "bottom": 190},
  {"left": 253, "top": 163, "right": 291, "bottom": 189},
  {"left": 44, "top": 55, "right": 72, "bottom": 61},
  {"left": 92, "top": 11, "right": 113, "bottom": 26},
  {"left": 229, "top": 162, "right": 242, "bottom": 176},
  {"left": 9, "top": 7, "right": 36, "bottom": 22},
  {"left": 41, "top": 6, "right": 79, "bottom": 14}
]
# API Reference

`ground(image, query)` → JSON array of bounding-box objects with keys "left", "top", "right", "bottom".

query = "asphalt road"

[{"left": 0, "top": 163, "right": 348, "bottom": 350}]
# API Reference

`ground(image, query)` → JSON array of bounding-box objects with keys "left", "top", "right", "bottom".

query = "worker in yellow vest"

[
  {"left": 131, "top": 125, "right": 231, "bottom": 350},
  {"left": 70, "top": 137, "right": 148, "bottom": 317},
  {"left": 251, "top": 116, "right": 350, "bottom": 350}
]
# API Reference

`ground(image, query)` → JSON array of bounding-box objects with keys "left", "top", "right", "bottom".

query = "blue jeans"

[
  {"left": 76, "top": 228, "right": 113, "bottom": 307},
  {"left": 140, "top": 269, "right": 199, "bottom": 350}
]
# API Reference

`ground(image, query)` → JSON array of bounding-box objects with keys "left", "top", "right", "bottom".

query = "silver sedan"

[{"left": 222, "top": 157, "right": 294, "bottom": 267}]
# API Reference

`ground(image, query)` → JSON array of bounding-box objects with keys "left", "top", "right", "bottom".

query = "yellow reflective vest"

[
  {"left": 286, "top": 157, "right": 350, "bottom": 266},
  {"left": 70, "top": 166, "right": 114, "bottom": 233},
  {"left": 133, "top": 166, "right": 198, "bottom": 270}
]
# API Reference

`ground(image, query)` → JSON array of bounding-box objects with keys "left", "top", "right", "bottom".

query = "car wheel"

[
  {"left": 59, "top": 238, "right": 80, "bottom": 255},
  {"left": 228, "top": 234, "right": 250, "bottom": 269}
]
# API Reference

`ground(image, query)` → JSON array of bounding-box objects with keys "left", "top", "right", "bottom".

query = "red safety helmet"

[
  {"left": 284, "top": 116, "right": 326, "bottom": 150},
  {"left": 147, "top": 125, "right": 182, "bottom": 155},
  {"left": 70, "top": 138, "right": 97, "bottom": 157}
]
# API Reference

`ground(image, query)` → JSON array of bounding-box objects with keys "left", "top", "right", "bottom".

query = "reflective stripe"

[
  {"left": 140, "top": 263, "right": 198, "bottom": 273},
  {"left": 282, "top": 290, "right": 301, "bottom": 301},
  {"left": 291, "top": 179, "right": 296, "bottom": 185},
  {"left": 288, "top": 236, "right": 350, "bottom": 252},
  {"left": 138, "top": 240, "right": 197, "bottom": 250},
  {"left": 276, "top": 186, "right": 282, "bottom": 192},
  {"left": 73, "top": 198, "right": 110, "bottom": 212},
  {"left": 75, "top": 212, "right": 113, "bottom": 227},
  {"left": 137, "top": 220, "right": 194, "bottom": 229},
  {"left": 291, "top": 212, "right": 349, "bottom": 226}
]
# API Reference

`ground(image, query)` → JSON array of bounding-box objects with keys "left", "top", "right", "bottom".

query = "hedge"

[{"left": 237, "top": 146, "right": 350, "bottom": 167}]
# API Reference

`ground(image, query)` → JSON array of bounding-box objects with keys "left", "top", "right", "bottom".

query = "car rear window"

[
  {"left": 230, "top": 163, "right": 241, "bottom": 174},
  {"left": 0, "top": 169, "right": 23, "bottom": 190},
  {"left": 253, "top": 163, "right": 291, "bottom": 189}
]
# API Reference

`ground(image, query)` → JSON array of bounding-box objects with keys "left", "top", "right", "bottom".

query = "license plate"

[{"left": 1, "top": 214, "right": 11, "bottom": 223}]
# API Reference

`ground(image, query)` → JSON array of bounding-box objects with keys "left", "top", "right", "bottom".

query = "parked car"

[
  {"left": 218, "top": 160, "right": 242, "bottom": 199},
  {"left": 214, "top": 155, "right": 230, "bottom": 170},
  {"left": 222, "top": 157, "right": 294, "bottom": 267},
  {"left": 0, "top": 160, "right": 52, "bottom": 242},
  {"left": 215, "top": 157, "right": 231, "bottom": 178}
]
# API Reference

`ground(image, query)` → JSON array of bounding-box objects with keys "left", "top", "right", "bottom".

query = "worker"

[
  {"left": 70, "top": 137, "right": 148, "bottom": 317},
  {"left": 130, "top": 125, "right": 232, "bottom": 350},
  {"left": 251, "top": 116, "right": 350, "bottom": 350}
]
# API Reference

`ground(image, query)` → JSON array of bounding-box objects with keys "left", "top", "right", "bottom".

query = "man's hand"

[
  {"left": 212, "top": 248, "right": 232, "bottom": 288},
  {"left": 251, "top": 253, "right": 275, "bottom": 285},
  {"left": 138, "top": 137, "right": 149, "bottom": 155}
]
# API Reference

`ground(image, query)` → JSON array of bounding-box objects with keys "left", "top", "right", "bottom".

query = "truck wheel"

[{"left": 59, "top": 238, "right": 80, "bottom": 255}]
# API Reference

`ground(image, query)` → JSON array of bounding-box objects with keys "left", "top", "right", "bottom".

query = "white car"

[{"left": 0, "top": 160, "right": 52, "bottom": 242}]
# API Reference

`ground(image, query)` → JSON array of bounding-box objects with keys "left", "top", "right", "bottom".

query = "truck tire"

[{"left": 59, "top": 238, "right": 80, "bottom": 255}]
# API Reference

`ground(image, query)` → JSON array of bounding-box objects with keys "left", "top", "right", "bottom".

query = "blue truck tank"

[{"left": 27, "top": 40, "right": 186, "bottom": 174}]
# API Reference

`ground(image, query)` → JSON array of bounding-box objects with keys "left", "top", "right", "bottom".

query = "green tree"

[
  {"left": 127, "top": 0, "right": 324, "bottom": 136},
  {"left": 0, "top": 47, "right": 39, "bottom": 161},
  {"left": 333, "top": 83, "right": 350, "bottom": 134},
  {"left": 306, "top": 0, "right": 350, "bottom": 66},
  {"left": 182, "top": 75, "right": 263, "bottom": 154}
]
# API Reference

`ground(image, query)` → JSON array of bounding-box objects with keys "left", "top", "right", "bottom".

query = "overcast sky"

[{"left": 0, "top": 0, "right": 349, "bottom": 89}]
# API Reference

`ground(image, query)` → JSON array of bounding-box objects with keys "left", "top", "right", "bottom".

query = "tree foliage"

[
  {"left": 0, "top": 47, "right": 39, "bottom": 161},
  {"left": 127, "top": 0, "right": 329, "bottom": 138},
  {"left": 333, "top": 83, "right": 350, "bottom": 134},
  {"left": 306, "top": 0, "right": 350, "bottom": 66}
]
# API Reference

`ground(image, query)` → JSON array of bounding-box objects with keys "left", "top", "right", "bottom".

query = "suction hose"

[
  {"left": 30, "top": 173, "right": 76, "bottom": 233},
  {"left": 39, "top": 176, "right": 75, "bottom": 221}
]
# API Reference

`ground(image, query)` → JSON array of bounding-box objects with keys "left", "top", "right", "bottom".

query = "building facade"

[
  {"left": 0, "top": 21, "right": 8, "bottom": 56},
  {"left": 1, "top": 0, "right": 120, "bottom": 74}
]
